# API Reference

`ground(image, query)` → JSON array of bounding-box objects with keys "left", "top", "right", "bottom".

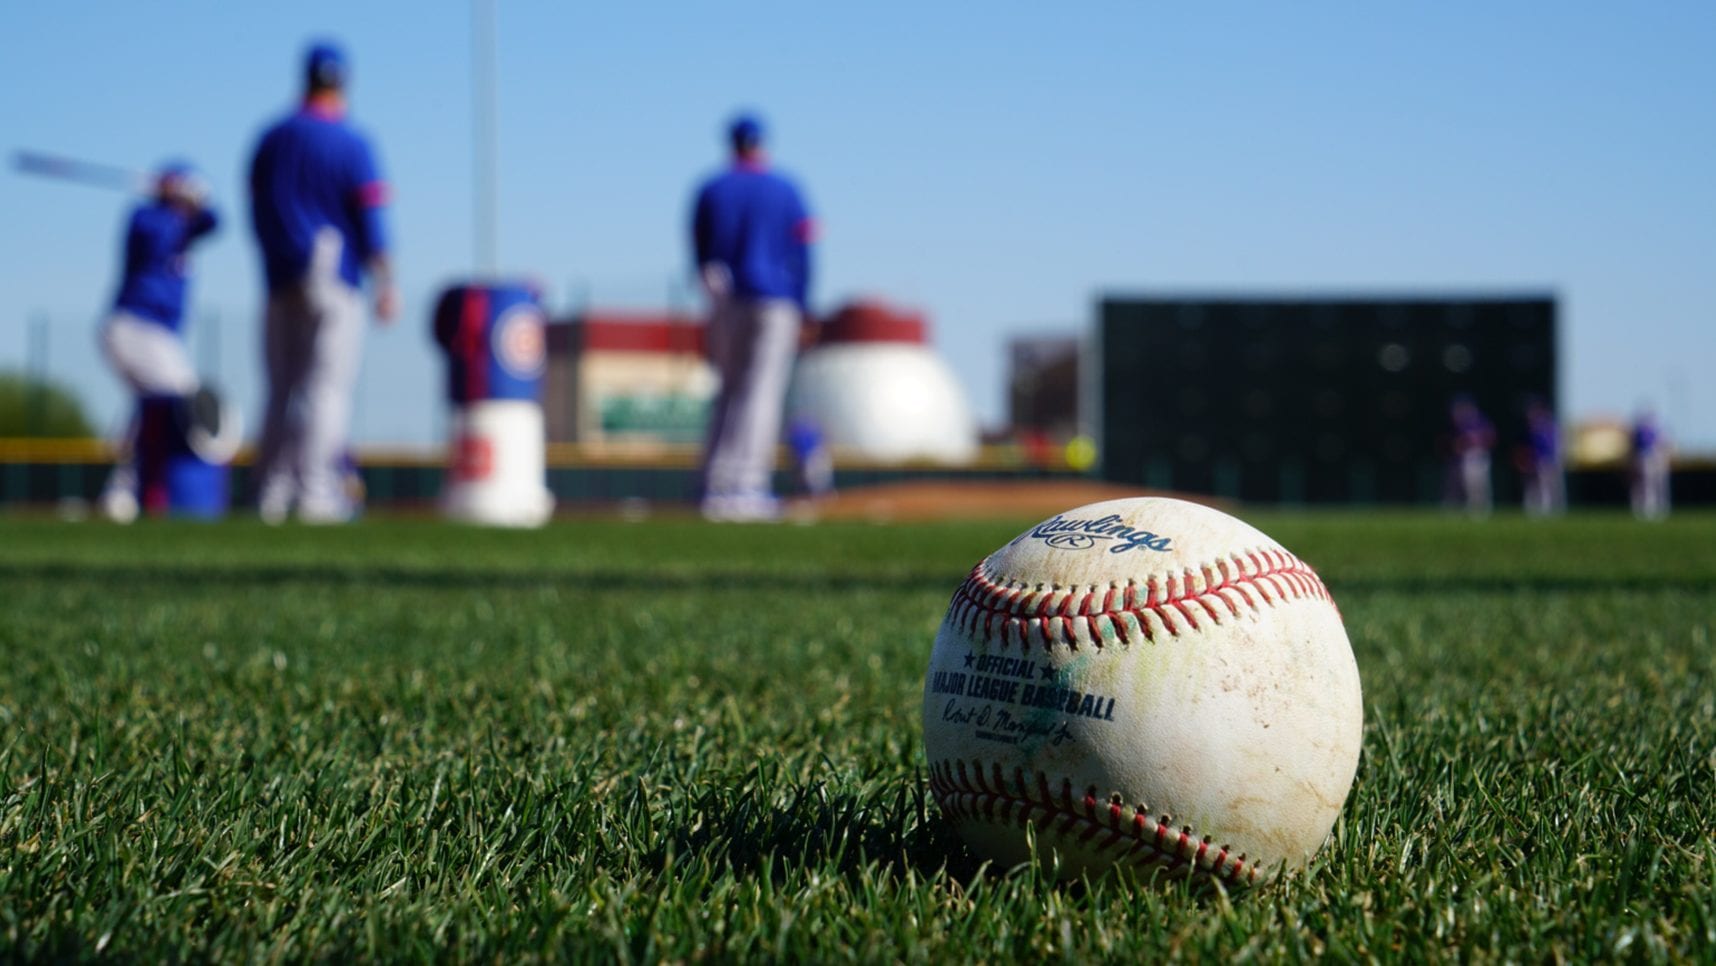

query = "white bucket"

[{"left": 442, "top": 399, "right": 555, "bottom": 527}]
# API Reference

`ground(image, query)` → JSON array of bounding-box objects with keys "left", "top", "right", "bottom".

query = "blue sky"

[{"left": 2, "top": 2, "right": 1712, "bottom": 447}]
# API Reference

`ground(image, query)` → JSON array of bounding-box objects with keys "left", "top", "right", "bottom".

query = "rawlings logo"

[{"left": 1016, "top": 514, "right": 1173, "bottom": 554}]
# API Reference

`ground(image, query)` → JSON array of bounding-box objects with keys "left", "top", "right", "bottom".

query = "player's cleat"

[
  {"left": 258, "top": 487, "right": 292, "bottom": 526},
  {"left": 701, "top": 491, "right": 781, "bottom": 524},
  {"left": 99, "top": 488, "right": 139, "bottom": 525},
  {"left": 297, "top": 496, "right": 354, "bottom": 526}
]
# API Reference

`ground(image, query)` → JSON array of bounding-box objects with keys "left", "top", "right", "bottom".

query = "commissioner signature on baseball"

[
  {"left": 1014, "top": 513, "right": 1173, "bottom": 553},
  {"left": 943, "top": 700, "right": 1077, "bottom": 748}
]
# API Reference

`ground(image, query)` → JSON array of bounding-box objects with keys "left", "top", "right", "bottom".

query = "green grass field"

[{"left": 2, "top": 510, "right": 1713, "bottom": 961}]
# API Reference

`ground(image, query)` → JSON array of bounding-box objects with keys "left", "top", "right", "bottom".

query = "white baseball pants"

[
  {"left": 700, "top": 296, "right": 800, "bottom": 500},
  {"left": 254, "top": 232, "right": 366, "bottom": 522},
  {"left": 99, "top": 311, "right": 200, "bottom": 505}
]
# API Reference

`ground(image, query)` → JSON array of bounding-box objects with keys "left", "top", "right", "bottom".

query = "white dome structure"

[{"left": 785, "top": 301, "right": 979, "bottom": 464}]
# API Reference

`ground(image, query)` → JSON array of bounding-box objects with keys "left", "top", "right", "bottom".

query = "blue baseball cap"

[
  {"left": 728, "top": 112, "right": 765, "bottom": 150},
  {"left": 305, "top": 40, "right": 348, "bottom": 90},
  {"left": 156, "top": 158, "right": 196, "bottom": 181},
  {"left": 154, "top": 159, "right": 208, "bottom": 203}
]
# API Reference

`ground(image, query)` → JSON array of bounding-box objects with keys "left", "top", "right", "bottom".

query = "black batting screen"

[{"left": 1097, "top": 295, "right": 1556, "bottom": 504}]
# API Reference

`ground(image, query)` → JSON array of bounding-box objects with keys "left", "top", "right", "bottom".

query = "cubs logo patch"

[{"left": 491, "top": 304, "right": 547, "bottom": 380}]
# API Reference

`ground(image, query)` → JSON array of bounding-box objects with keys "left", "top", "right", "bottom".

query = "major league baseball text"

[{"left": 922, "top": 497, "right": 1364, "bottom": 885}]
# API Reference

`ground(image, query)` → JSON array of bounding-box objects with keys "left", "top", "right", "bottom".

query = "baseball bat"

[{"left": 13, "top": 149, "right": 149, "bottom": 193}]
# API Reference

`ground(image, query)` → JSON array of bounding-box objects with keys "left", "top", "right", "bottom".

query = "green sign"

[{"left": 599, "top": 394, "right": 709, "bottom": 443}]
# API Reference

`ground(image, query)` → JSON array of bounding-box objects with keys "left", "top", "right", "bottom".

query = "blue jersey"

[
  {"left": 111, "top": 200, "right": 219, "bottom": 330},
  {"left": 1633, "top": 420, "right": 1663, "bottom": 456},
  {"left": 692, "top": 162, "right": 813, "bottom": 306},
  {"left": 248, "top": 103, "right": 389, "bottom": 291},
  {"left": 1527, "top": 423, "right": 1558, "bottom": 462}
]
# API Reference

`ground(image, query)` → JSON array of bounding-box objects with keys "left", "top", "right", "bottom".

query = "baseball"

[{"left": 922, "top": 497, "right": 1363, "bottom": 885}]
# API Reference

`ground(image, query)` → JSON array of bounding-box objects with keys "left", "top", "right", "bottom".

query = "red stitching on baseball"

[
  {"left": 928, "top": 760, "right": 1263, "bottom": 884},
  {"left": 949, "top": 547, "right": 1332, "bottom": 651}
]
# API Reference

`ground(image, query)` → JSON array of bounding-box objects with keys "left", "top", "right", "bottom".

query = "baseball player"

[
  {"left": 691, "top": 112, "right": 815, "bottom": 522},
  {"left": 1629, "top": 409, "right": 1671, "bottom": 520},
  {"left": 1518, "top": 397, "right": 1564, "bottom": 517},
  {"left": 1444, "top": 394, "right": 1495, "bottom": 516},
  {"left": 787, "top": 415, "right": 835, "bottom": 500},
  {"left": 96, "top": 161, "right": 220, "bottom": 523},
  {"left": 248, "top": 40, "right": 396, "bottom": 524}
]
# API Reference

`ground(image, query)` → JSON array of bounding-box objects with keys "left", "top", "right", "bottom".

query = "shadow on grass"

[
  {"left": 648, "top": 767, "right": 983, "bottom": 885},
  {"left": 4, "top": 561, "right": 1712, "bottom": 596},
  {"left": 637, "top": 768, "right": 1228, "bottom": 901},
  {"left": 1325, "top": 574, "right": 1716, "bottom": 594},
  {"left": 0, "top": 562, "right": 960, "bottom": 595}
]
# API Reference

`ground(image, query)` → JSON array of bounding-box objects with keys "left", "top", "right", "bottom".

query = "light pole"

[{"left": 473, "top": 0, "right": 498, "bottom": 276}]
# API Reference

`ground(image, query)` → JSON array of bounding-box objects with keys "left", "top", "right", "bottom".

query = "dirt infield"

[{"left": 791, "top": 479, "right": 1216, "bottom": 522}]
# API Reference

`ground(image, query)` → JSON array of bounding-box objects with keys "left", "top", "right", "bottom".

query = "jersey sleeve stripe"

[{"left": 354, "top": 181, "right": 390, "bottom": 207}]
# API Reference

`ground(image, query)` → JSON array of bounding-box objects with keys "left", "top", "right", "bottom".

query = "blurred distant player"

[
  {"left": 1629, "top": 409, "right": 1671, "bottom": 520},
  {"left": 249, "top": 40, "right": 397, "bottom": 523},
  {"left": 97, "top": 162, "right": 220, "bottom": 523},
  {"left": 691, "top": 112, "right": 815, "bottom": 522},
  {"left": 1518, "top": 397, "right": 1563, "bottom": 517},
  {"left": 786, "top": 415, "right": 834, "bottom": 500},
  {"left": 1444, "top": 395, "right": 1495, "bottom": 516}
]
